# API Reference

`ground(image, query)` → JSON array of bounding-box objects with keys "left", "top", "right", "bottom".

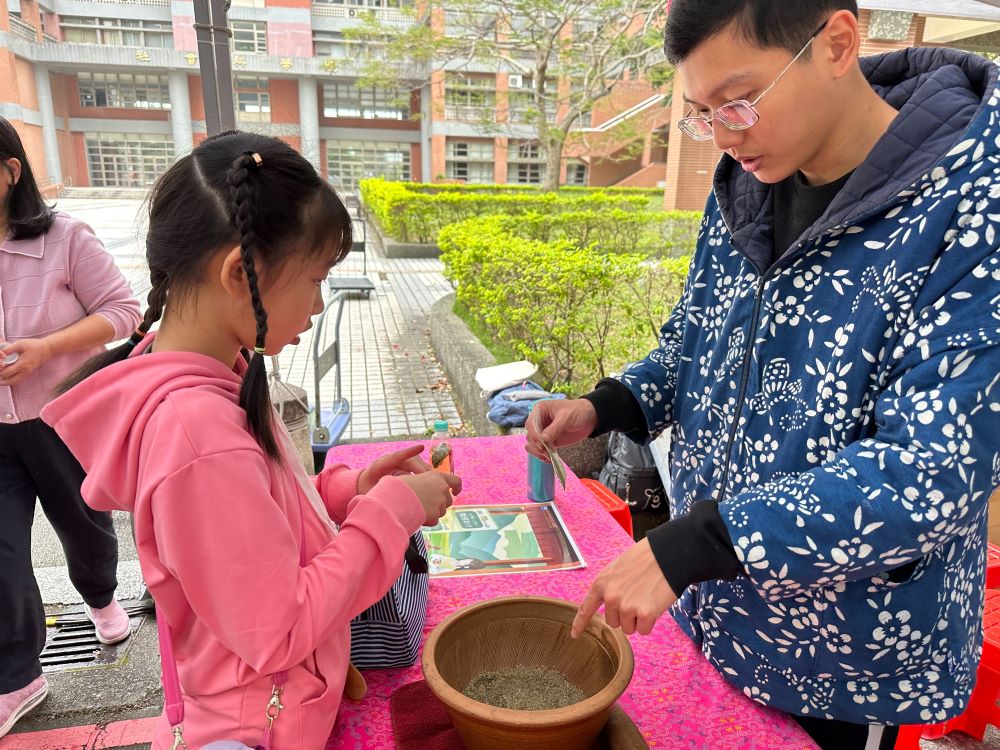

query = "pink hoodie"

[{"left": 41, "top": 336, "right": 425, "bottom": 750}]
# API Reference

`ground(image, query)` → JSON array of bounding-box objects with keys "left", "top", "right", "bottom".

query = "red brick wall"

[
  {"left": 188, "top": 75, "right": 206, "bottom": 121},
  {"left": 858, "top": 10, "right": 925, "bottom": 57},
  {"left": 70, "top": 132, "right": 90, "bottom": 187},
  {"left": 411, "top": 142, "right": 422, "bottom": 182},
  {"left": 269, "top": 78, "right": 299, "bottom": 123},
  {"left": 590, "top": 153, "right": 643, "bottom": 187},
  {"left": 15, "top": 57, "right": 39, "bottom": 110}
]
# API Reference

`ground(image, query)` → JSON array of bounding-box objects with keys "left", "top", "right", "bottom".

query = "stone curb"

[
  {"left": 368, "top": 219, "right": 441, "bottom": 259},
  {"left": 428, "top": 293, "right": 608, "bottom": 478}
]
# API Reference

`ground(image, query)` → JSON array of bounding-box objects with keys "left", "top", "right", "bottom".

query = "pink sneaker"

[
  {"left": 0, "top": 676, "right": 48, "bottom": 738},
  {"left": 84, "top": 601, "right": 132, "bottom": 645}
]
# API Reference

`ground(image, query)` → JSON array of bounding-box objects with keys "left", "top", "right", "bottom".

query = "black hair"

[
  {"left": 0, "top": 116, "right": 55, "bottom": 240},
  {"left": 664, "top": 0, "right": 858, "bottom": 65},
  {"left": 60, "top": 131, "right": 353, "bottom": 460}
]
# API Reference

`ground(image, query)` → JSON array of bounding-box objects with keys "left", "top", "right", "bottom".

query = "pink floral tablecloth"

[{"left": 324, "top": 436, "right": 817, "bottom": 750}]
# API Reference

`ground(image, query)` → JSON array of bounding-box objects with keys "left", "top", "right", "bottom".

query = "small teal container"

[
  {"left": 527, "top": 454, "right": 555, "bottom": 502},
  {"left": 527, "top": 400, "right": 555, "bottom": 502}
]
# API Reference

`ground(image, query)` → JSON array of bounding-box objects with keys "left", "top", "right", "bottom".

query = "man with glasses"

[{"left": 527, "top": 2, "right": 1000, "bottom": 747}]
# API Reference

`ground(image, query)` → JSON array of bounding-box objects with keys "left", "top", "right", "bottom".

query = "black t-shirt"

[{"left": 771, "top": 169, "right": 854, "bottom": 266}]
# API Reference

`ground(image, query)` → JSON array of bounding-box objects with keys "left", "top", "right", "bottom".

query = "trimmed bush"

[
  {"left": 465, "top": 210, "right": 701, "bottom": 258},
  {"left": 439, "top": 216, "right": 691, "bottom": 395},
  {"left": 360, "top": 178, "right": 659, "bottom": 243}
]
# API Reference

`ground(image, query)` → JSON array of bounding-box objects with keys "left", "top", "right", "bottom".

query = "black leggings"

[
  {"left": 792, "top": 713, "right": 901, "bottom": 750},
  {"left": 0, "top": 419, "right": 118, "bottom": 693}
]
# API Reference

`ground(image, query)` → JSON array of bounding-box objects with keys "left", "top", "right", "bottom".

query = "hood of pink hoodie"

[{"left": 41, "top": 341, "right": 245, "bottom": 514}]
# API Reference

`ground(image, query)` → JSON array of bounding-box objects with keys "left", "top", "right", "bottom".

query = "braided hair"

[
  {"left": 227, "top": 150, "right": 278, "bottom": 457},
  {"left": 60, "top": 131, "right": 354, "bottom": 462}
]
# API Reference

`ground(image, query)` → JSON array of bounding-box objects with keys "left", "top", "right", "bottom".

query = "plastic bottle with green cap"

[{"left": 430, "top": 419, "right": 453, "bottom": 473}]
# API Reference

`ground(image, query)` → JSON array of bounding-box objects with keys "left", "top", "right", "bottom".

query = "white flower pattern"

[{"left": 613, "top": 53, "right": 1000, "bottom": 725}]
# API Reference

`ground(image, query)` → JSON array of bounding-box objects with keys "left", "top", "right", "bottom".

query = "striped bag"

[{"left": 349, "top": 533, "right": 429, "bottom": 669}]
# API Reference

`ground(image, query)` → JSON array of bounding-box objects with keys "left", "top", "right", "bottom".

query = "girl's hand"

[
  {"left": 397, "top": 471, "right": 462, "bottom": 526},
  {"left": 357, "top": 444, "right": 432, "bottom": 495},
  {"left": 0, "top": 339, "right": 54, "bottom": 387}
]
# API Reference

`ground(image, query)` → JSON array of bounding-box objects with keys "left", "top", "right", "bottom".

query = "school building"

[{"left": 1, "top": 0, "right": 999, "bottom": 210}]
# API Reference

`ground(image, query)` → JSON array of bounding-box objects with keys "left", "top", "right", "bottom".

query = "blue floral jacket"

[{"left": 620, "top": 48, "right": 1000, "bottom": 724}]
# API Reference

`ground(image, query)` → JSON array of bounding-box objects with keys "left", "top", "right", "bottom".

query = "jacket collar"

[
  {"left": 1, "top": 231, "right": 45, "bottom": 259},
  {"left": 714, "top": 47, "right": 999, "bottom": 259}
]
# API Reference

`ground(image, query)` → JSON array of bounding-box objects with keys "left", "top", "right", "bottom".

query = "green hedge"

[
  {"left": 389, "top": 181, "right": 665, "bottom": 197},
  {"left": 439, "top": 216, "right": 691, "bottom": 395},
  {"left": 468, "top": 210, "right": 701, "bottom": 258},
  {"left": 360, "top": 178, "right": 659, "bottom": 243}
]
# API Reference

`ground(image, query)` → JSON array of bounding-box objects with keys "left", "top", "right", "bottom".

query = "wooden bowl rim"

[{"left": 422, "top": 595, "right": 635, "bottom": 727}]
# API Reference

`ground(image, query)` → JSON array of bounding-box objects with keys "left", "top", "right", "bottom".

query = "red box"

[{"left": 580, "top": 478, "right": 634, "bottom": 539}]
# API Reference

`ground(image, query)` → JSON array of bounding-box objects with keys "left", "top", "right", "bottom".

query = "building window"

[
  {"left": 507, "top": 141, "right": 545, "bottom": 184},
  {"left": 322, "top": 83, "right": 409, "bottom": 120},
  {"left": 60, "top": 16, "right": 173, "bottom": 48},
  {"left": 445, "top": 140, "right": 494, "bottom": 184},
  {"left": 231, "top": 20, "right": 267, "bottom": 54},
  {"left": 509, "top": 76, "right": 557, "bottom": 124},
  {"left": 326, "top": 140, "right": 411, "bottom": 190},
  {"left": 567, "top": 160, "right": 587, "bottom": 186},
  {"left": 84, "top": 132, "right": 174, "bottom": 188},
  {"left": 313, "top": 30, "right": 360, "bottom": 58},
  {"left": 234, "top": 76, "right": 270, "bottom": 122},
  {"left": 444, "top": 73, "right": 496, "bottom": 122},
  {"left": 78, "top": 72, "right": 171, "bottom": 110}
]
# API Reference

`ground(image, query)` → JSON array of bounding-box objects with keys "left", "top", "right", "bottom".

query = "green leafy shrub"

[
  {"left": 439, "top": 217, "right": 691, "bottom": 395},
  {"left": 360, "top": 178, "right": 661, "bottom": 243},
  {"left": 464, "top": 211, "right": 701, "bottom": 258}
]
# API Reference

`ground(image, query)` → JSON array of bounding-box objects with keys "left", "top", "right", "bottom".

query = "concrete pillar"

[
  {"left": 33, "top": 64, "right": 61, "bottom": 184},
  {"left": 168, "top": 71, "right": 194, "bottom": 159},
  {"left": 297, "top": 77, "right": 320, "bottom": 173}
]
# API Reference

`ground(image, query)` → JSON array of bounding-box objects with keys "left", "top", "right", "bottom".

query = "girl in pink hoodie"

[{"left": 41, "top": 131, "right": 461, "bottom": 749}]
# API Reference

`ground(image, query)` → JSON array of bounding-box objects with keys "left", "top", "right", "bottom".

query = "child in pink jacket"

[{"left": 41, "top": 131, "right": 461, "bottom": 750}]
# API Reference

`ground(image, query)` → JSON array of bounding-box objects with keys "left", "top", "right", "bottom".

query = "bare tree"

[{"left": 347, "top": 0, "right": 671, "bottom": 190}]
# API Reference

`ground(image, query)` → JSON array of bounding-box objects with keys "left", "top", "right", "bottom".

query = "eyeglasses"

[{"left": 677, "top": 21, "right": 828, "bottom": 142}]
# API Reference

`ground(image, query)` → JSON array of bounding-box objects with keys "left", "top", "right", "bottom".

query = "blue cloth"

[
  {"left": 487, "top": 381, "right": 565, "bottom": 427},
  {"left": 619, "top": 48, "right": 1000, "bottom": 724}
]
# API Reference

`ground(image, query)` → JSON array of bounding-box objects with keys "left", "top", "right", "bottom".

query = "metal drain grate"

[{"left": 40, "top": 605, "right": 147, "bottom": 673}]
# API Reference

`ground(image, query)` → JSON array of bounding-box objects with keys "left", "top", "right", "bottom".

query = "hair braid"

[{"left": 227, "top": 152, "right": 279, "bottom": 459}]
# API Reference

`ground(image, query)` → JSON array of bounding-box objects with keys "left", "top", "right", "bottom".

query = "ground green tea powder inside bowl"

[{"left": 463, "top": 666, "right": 586, "bottom": 710}]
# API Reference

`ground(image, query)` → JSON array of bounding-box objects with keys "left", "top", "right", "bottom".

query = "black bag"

[{"left": 599, "top": 431, "right": 667, "bottom": 513}]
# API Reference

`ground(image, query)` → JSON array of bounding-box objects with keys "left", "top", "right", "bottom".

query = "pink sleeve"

[
  {"left": 67, "top": 222, "right": 142, "bottom": 338},
  {"left": 313, "top": 463, "right": 363, "bottom": 523},
  {"left": 151, "top": 450, "right": 424, "bottom": 675}
]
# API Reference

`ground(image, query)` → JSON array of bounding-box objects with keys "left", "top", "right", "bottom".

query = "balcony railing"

[
  {"left": 10, "top": 17, "right": 38, "bottom": 42},
  {"left": 311, "top": 4, "right": 409, "bottom": 22},
  {"left": 444, "top": 105, "right": 496, "bottom": 123},
  {"left": 508, "top": 109, "right": 555, "bottom": 125},
  {"left": 87, "top": 0, "right": 171, "bottom": 5}
]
